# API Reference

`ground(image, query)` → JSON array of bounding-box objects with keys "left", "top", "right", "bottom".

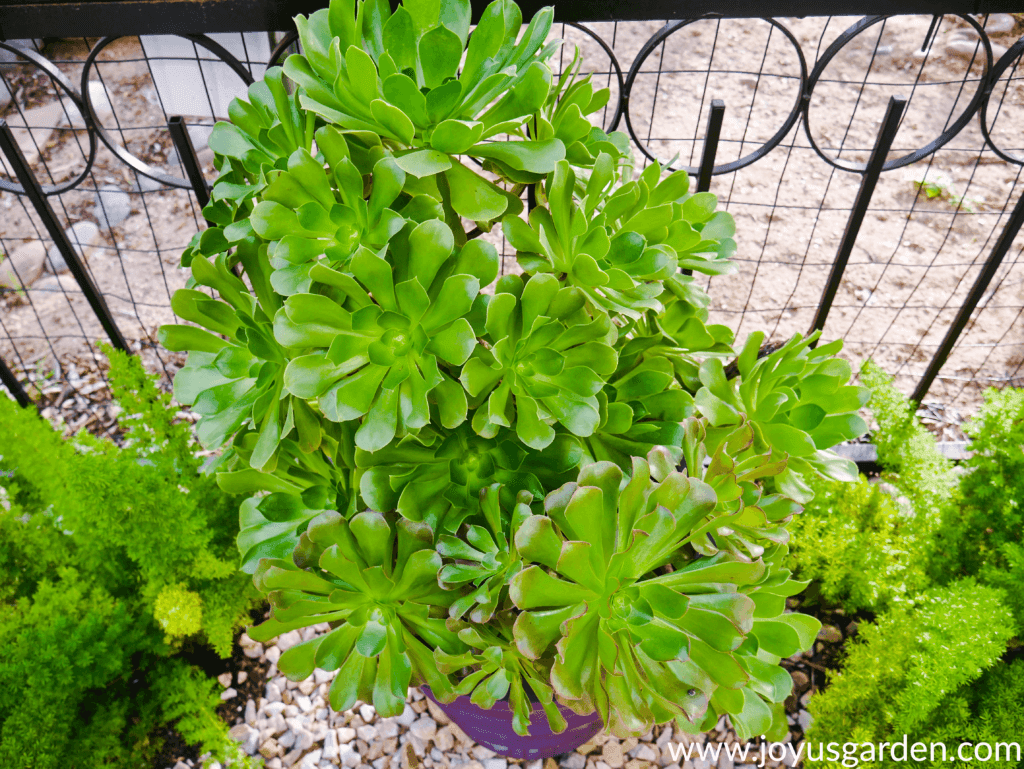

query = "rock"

[
  {"left": 410, "top": 716, "right": 437, "bottom": 742},
  {"left": 65, "top": 80, "right": 115, "bottom": 128},
  {"left": 173, "top": 763, "right": 190, "bottom": 769},
  {"left": 265, "top": 645, "right": 282, "bottom": 664},
  {"left": 985, "top": 13, "right": 1016, "bottom": 34},
  {"left": 0, "top": 78, "right": 11, "bottom": 112},
  {"left": 339, "top": 742, "right": 361, "bottom": 768},
  {"left": 359, "top": 703, "right": 377, "bottom": 723},
  {"left": 279, "top": 730, "right": 297, "bottom": 749},
  {"left": 424, "top": 698, "right": 451, "bottom": 726},
  {"left": 46, "top": 221, "right": 100, "bottom": 274},
  {"left": 472, "top": 746, "right": 497, "bottom": 760},
  {"left": 295, "top": 695, "right": 314, "bottom": 712},
  {"left": 798, "top": 710, "right": 813, "bottom": 731},
  {"left": 482, "top": 760, "right": 507, "bottom": 769},
  {"left": 0, "top": 241, "right": 46, "bottom": 289},
  {"left": 602, "top": 743, "right": 625, "bottom": 769},
  {"left": 358, "top": 725, "right": 379, "bottom": 742},
  {"left": 218, "top": 673, "right": 233, "bottom": 688},
  {"left": 266, "top": 682, "right": 283, "bottom": 702},
  {"left": 718, "top": 752, "right": 734, "bottom": 769},
  {"left": 635, "top": 746, "right": 658, "bottom": 763},
  {"left": 395, "top": 704, "right": 417, "bottom": 727},
  {"left": 338, "top": 727, "right": 357, "bottom": 743},
  {"left": 238, "top": 671, "right": 249, "bottom": 684},
  {"left": 6, "top": 100, "right": 65, "bottom": 168},
  {"left": 817, "top": 625, "right": 842, "bottom": 644},
  {"left": 260, "top": 738, "right": 283, "bottom": 759},
  {"left": 799, "top": 690, "right": 813, "bottom": 708},
  {"left": 220, "top": 687, "right": 238, "bottom": 701},
  {"left": 282, "top": 748, "right": 304, "bottom": 768},
  {"left": 245, "top": 699, "right": 257, "bottom": 724},
  {"left": 243, "top": 641, "right": 265, "bottom": 659},
  {"left": 433, "top": 726, "right": 454, "bottom": 751},
  {"left": 946, "top": 38, "right": 1007, "bottom": 60},
  {"left": 408, "top": 734, "right": 428, "bottom": 758},
  {"left": 526, "top": 762, "right": 543, "bottom": 769},
  {"left": 136, "top": 173, "right": 165, "bottom": 193},
  {"left": 562, "top": 754, "right": 587, "bottom": 769},
  {"left": 314, "top": 668, "right": 334, "bottom": 684},
  {"left": 302, "top": 748, "right": 323, "bottom": 768},
  {"left": 323, "top": 729, "right": 340, "bottom": 760},
  {"left": 276, "top": 630, "right": 303, "bottom": 651},
  {"left": 229, "top": 724, "right": 259, "bottom": 755},
  {"left": 378, "top": 719, "right": 399, "bottom": 739},
  {"left": 299, "top": 679, "right": 317, "bottom": 696},
  {"left": 790, "top": 670, "right": 810, "bottom": 692}
]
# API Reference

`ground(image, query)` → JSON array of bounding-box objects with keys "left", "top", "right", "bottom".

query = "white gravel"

[{"left": 175, "top": 624, "right": 813, "bottom": 769}]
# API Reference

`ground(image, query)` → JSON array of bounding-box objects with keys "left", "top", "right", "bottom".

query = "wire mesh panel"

[{"left": 1, "top": 13, "right": 1023, "bottom": 437}]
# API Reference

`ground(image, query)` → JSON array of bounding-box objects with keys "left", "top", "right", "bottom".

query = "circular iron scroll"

[
  {"left": 268, "top": 31, "right": 300, "bottom": 68},
  {"left": 803, "top": 14, "right": 991, "bottom": 173},
  {"left": 979, "top": 36, "right": 1024, "bottom": 167},
  {"left": 0, "top": 41, "right": 98, "bottom": 196},
  {"left": 80, "top": 34, "right": 256, "bottom": 191},
  {"left": 618, "top": 16, "right": 808, "bottom": 176}
]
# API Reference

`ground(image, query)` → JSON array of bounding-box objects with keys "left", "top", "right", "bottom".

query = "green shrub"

[
  {"left": 804, "top": 579, "right": 1016, "bottom": 763},
  {"left": 913, "top": 659, "right": 1024, "bottom": 768},
  {"left": 859, "top": 360, "right": 956, "bottom": 519},
  {"left": 788, "top": 362, "right": 945, "bottom": 614},
  {"left": 788, "top": 474, "right": 931, "bottom": 612},
  {"left": 1, "top": 345, "right": 259, "bottom": 654},
  {"left": 934, "top": 387, "right": 1024, "bottom": 585},
  {"left": 0, "top": 349, "right": 260, "bottom": 768}
]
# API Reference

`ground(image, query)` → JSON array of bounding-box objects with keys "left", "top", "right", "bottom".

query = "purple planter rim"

[{"left": 421, "top": 685, "right": 604, "bottom": 760}]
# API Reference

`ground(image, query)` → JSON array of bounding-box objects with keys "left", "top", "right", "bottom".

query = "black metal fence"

[{"left": 1, "top": 4, "right": 1023, "bottom": 438}]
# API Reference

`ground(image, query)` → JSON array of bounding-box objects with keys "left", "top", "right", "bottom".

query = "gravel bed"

[{"left": 165, "top": 623, "right": 827, "bottom": 769}]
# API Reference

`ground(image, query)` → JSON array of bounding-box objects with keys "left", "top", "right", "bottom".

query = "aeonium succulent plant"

[{"left": 160, "top": 0, "right": 869, "bottom": 747}]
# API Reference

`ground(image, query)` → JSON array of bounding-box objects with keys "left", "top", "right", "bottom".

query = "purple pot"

[{"left": 420, "top": 686, "right": 603, "bottom": 760}]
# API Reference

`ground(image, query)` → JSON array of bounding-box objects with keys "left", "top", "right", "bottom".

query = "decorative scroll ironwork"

[{"left": 1, "top": 12, "right": 1024, "bottom": 413}]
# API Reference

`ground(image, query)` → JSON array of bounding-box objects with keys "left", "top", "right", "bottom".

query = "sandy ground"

[{"left": 1, "top": 18, "right": 1023, "bottom": 428}]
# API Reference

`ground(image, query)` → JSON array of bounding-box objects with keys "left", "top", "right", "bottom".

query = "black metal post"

[
  {"left": 911, "top": 188, "right": 1024, "bottom": 404},
  {"left": 696, "top": 99, "right": 725, "bottom": 194},
  {"left": 0, "top": 355, "right": 33, "bottom": 409},
  {"left": 681, "top": 100, "right": 726, "bottom": 279},
  {"left": 167, "top": 115, "right": 211, "bottom": 210},
  {"left": 167, "top": 116, "right": 245, "bottom": 275},
  {"left": 0, "top": 119, "right": 130, "bottom": 352},
  {"left": 809, "top": 95, "right": 907, "bottom": 336}
]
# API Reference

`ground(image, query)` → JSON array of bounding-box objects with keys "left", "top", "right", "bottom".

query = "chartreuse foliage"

[
  {"left": 789, "top": 367, "right": 1024, "bottom": 761},
  {"left": 160, "top": 0, "right": 869, "bottom": 742},
  {"left": 0, "top": 350, "right": 259, "bottom": 769},
  {"left": 804, "top": 580, "right": 1016, "bottom": 767}
]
